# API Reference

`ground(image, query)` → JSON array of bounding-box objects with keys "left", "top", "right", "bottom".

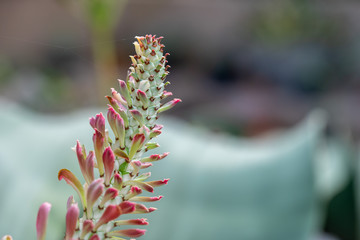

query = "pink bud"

[
  {"left": 58, "top": 169, "right": 86, "bottom": 208},
  {"left": 149, "top": 129, "right": 162, "bottom": 139},
  {"left": 132, "top": 203, "right": 150, "bottom": 214},
  {"left": 137, "top": 90, "right": 149, "bottom": 108},
  {"left": 66, "top": 196, "right": 75, "bottom": 210},
  {"left": 152, "top": 124, "right": 163, "bottom": 131},
  {"left": 106, "top": 96, "right": 120, "bottom": 111},
  {"left": 80, "top": 220, "right": 94, "bottom": 239},
  {"left": 76, "top": 141, "right": 94, "bottom": 185},
  {"left": 129, "top": 134, "right": 146, "bottom": 159},
  {"left": 125, "top": 186, "right": 143, "bottom": 200},
  {"left": 111, "top": 88, "right": 127, "bottom": 106},
  {"left": 115, "top": 114, "right": 125, "bottom": 148},
  {"left": 107, "top": 229, "right": 146, "bottom": 238},
  {"left": 99, "top": 188, "right": 118, "bottom": 208},
  {"left": 113, "top": 173, "right": 123, "bottom": 189},
  {"left": 125, "top": 180, "right": 153, "bottom": 193},
  {"left": 118, "top": 80, "right": 132, "bottom": 107},
  {"left": 131, "top": 160, "right": 141, "bottom": 175},
  {"left": 131, "top": 196, "right": 163, "bottom": 202},
  {"left": 89, "top": 112, "right": 105, "bottom": 137},
  {"left": 146, "top": 179, "right": 169, "bottom": 187},
  {"left": 130, "top": 110, "right": 144, "bottom": 126},
  {"left": 102, "top": 147, "right": 115, "bottom": 186},
  {"left": 86, "top": 179, "right": 104, "bottom": 218},
  {"left": 36, "top": 202, "right": 51, "bottom": 240},
  {"left": 107, "top": 106, "right": 119, "bottom": 139},
  {"left": 85, "top": 151, "right": 95, "bottom": 184},
  {"left": 141, "top": 154, "right": 160, "bottom": 163},
  {"left": 94, "top": 205, "right": 122, "bottom": 230},
  {"left": 158, "top": 98, "right": 182, "bottom": 113},
  {"left": 140, "top": 162, "right": 153, "bottom": 169},
  {"left": 119, "top": 201, "right": 136, "bottom": 214},
  {"left": 161, "top": 90, "right": 173, "bottom": 99},
  {"left": 115, "top": 218, "right": 149, "bottom": 226},
  {"left": 65, "top": 204, "right": 79, "bottom": 240},
  {"left": 92, "top": 129, "right": 104, "bottom": 176}
]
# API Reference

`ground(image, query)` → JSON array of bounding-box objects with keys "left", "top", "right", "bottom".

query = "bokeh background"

[{"left": 1, "top": 0, "right": 360, "bottom": 239}]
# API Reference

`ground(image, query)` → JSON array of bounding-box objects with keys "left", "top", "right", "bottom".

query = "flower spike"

[{"left": 2, "top": 35, "right": 180, "bottom": 240}]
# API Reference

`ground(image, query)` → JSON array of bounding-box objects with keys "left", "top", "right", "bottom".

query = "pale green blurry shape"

[{"left": 0, "top": 101, "right": 348, "bottom": 239}]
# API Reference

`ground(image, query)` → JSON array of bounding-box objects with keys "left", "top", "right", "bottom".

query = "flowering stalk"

[{"left": 2, "top": 35, "right": 180, "bottom": 240}]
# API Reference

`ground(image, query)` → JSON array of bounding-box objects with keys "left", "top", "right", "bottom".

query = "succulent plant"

[{"left": 2, "top": 35, "right": 180, "bottom": 240}]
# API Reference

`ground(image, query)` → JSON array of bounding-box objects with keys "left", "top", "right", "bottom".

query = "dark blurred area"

[{"left": 1, "top": 0, "right": 360, "bottom": 239}]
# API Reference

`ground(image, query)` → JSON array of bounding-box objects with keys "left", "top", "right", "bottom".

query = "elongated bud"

[
  {"left": 114, "top": 148, "right": 129, "bottom": 162},
  {"left": 158, "top": 98, "right": 182, "bottom": 113},
  {"left": 115, "top": 114, "right": 125, "bottom": 148},
  {"left": 130, "top": 109, "right": 144, "bottom": 126},
  {"left": 106, "top": 96, "right": 120, "bottom": 111},
  {"left": 114, "top": 218, "right": 149, "bottom": 226},
  {"left": 145, "top": 142, "right": 160, "bottom": 151},
  {"left": 103, "top": 147, "right": 115, "bottom": 186},
  {"left": 141, "top": 153, "right": 168, "bottom": 163},
  {"left": 107, "top": 106, "right": 119, "bottom": 139},
  {"left": 76, "top": 141, "right": 93, "bottom": 185},
  {"left": 36, "top": 202, "right": 51, "bottom": 240},
  {"left": 89, "top": 112, "right": 106, "bottom": 136},
  {"left": 86, "top": 179, "right": 104, "bottom": 218},
  {"left": 118, "top": 80, "right": 132, "bottom": 107},
  {"left": 132, "top": 203, "right": 154, "bottom": 214},
  {"left": 131, "top": 160, "right": 141, "bottom": 175},
  {"left": 131, "top": 196, "right": 163, "bottom": 202},
  {"left": 99, "top": 188, "right": 118, "bottom": 208},
  {"left": 149, "top": 129, "right": 162, "bottom": 139},
  {"left": 125, "top": 186, "right": 143, "bottom": 200},
  {"left": 94, "top": 205, "right": 122, "bottom": 230},
  {"left": 92, "top": 129, "right": 105, "bottom": 176},
  {"left": 81, "top": 220, "right": 94, "bottom": 239},
  {"left": 113, "top": 173, "right": 123, "bottom": 189},
  {"left": 137, "top": 90, "right": 149, "bottom": 108},
  {"left": 129, "top": 134, "right": 145, "bottom": 159},
  {"left": 119, "top": 201, "right": 136, "bottom": 214},
  {"left": 58, "top": 169, "right": 86, "bottom": 208},
  {"left": 161, "top": 90, "right": 173, "bottom": 99},
  {"left": 146, "top": 179, "right": 169, "bottom": 187},
  {"left": 124, "top": 180, "right": 154, "bottom": 193},
  {"left": 117, "top": 107, "right": 129, "bottom": 128},
  {"left": 141, "top": 154, "right": 160, "bottom": 163},
  {"left": 111, "top": 88, "right": 127, "bottom": 106},
  {"left": 65, "top": 204, "right": 79, "bottom": 240},
  {"left": 85, "top": 151, "right": 95, "bottom": 184},
  {"left": 107, "top": 229, "right": 146, "bottom": 238}
]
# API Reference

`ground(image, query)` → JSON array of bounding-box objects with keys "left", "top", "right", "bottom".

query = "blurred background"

[{"left": 1, "top": 0, "right": 360, "bottom": 239}]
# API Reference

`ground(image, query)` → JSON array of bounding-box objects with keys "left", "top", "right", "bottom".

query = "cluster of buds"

[{"left": 1, "top": 35, "right": 180, "bottom": 240}]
